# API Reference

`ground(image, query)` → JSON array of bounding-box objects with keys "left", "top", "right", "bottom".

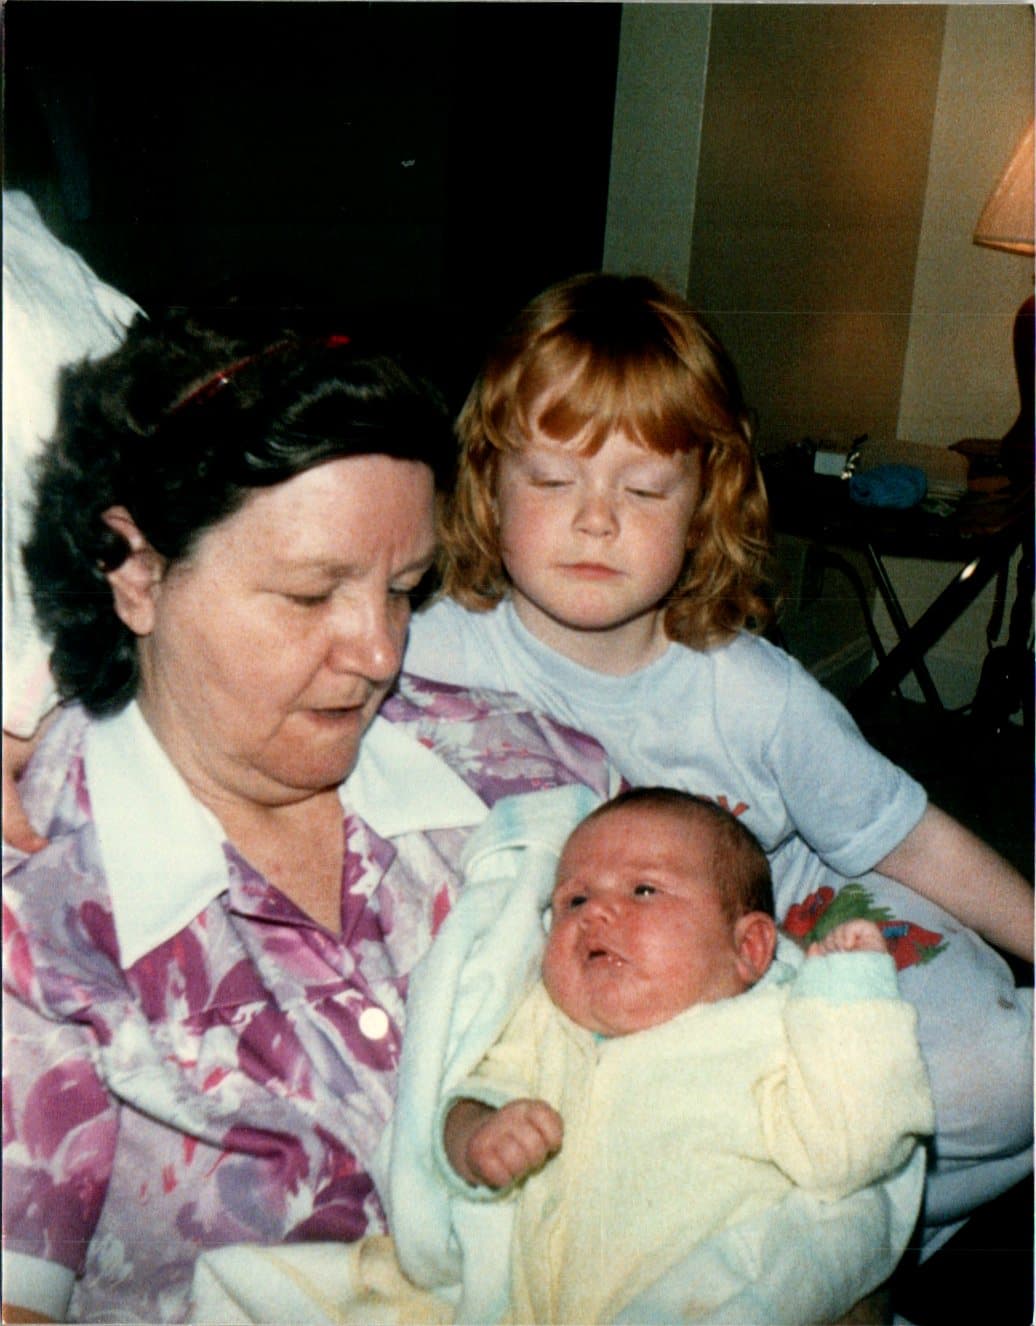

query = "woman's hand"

[
  {"left": 3, "top": 727, "right": 49, "bottom": 853},
  {"left": 2, "top": 1303, "right": 55, "bottom": 1323},
  {"left": 444, "top": 1097, "right": 563, "bottom": 1188}
]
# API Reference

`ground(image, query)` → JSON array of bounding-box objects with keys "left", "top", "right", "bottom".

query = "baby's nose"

[{"left": 582, "top": 893, "right": 617, "bottom": 922}]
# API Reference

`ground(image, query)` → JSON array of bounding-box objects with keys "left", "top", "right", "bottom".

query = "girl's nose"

[{"left": 574, "top": 490, "right": 619, "bottom": 537}]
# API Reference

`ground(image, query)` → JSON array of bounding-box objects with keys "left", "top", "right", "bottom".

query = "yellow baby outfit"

[{"left": 453, "top": 952, "right": 933, "bottom": 1325}]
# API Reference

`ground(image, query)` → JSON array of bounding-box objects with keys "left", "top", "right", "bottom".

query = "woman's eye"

[
  {"left": 627, "top": 486, "right": 665, "bottom": 500},
  {"left": 392, "top": 566, "right": 437, "bottom": 607},
  {"left": 531, "top": 476, "right": 571, "bottom": 489},
  {"left": 633, "top": 883, "right": 657, "bottom": 898},
  {"left": 286, "top": 591, "right": 332, "bottom": 607}
]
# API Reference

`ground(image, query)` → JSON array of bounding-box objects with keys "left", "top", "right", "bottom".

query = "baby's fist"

[
  {"left": 466, "top": 1098, "right": 563, "bottom": 1188},
  {"left": 807, "top": 919, "right": 887, "bottom": 958}
]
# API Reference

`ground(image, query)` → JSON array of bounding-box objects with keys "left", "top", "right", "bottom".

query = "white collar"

[{"left": 84, "top": 701, "right": 488, "bottom": 968}]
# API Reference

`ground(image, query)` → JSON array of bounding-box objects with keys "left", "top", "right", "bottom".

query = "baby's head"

[
  {"left": 543, "top": 788, "right": 777, "bottom": 1037},
  {"left": 441, "top": 272, "right": 772, "bottom": 648}
]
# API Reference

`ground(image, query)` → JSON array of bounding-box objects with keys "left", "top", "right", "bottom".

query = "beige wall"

[
  {"left": 688, "top": 4, "right": 946, "bottom": 449},
  {"left": 880, "top": 4, "right": 1034, "bottom": 707},
  {"left": 604, "top": 3, "right": 1034, "bottom": 707},
  {"left": 603, "top": 4, "right": 711, "bottom": 290},
  {"left": 898, "top": 4, "right": 1034, "bottom": 444}
]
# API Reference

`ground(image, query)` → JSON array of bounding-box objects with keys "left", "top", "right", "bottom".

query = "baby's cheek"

[{"left": 541, "top": 936, "right": 572, "bottom": 1008}]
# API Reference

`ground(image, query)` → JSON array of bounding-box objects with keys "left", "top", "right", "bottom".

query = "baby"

[{"left": 442, "top": 788, "right": 934, "bottom": 1324}]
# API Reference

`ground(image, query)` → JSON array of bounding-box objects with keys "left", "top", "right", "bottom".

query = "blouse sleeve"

[{"left": 2, "top": 988, "right": 119, "bottom": 1318}]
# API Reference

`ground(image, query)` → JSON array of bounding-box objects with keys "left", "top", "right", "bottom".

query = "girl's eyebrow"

[{"left": 519, "top": 444, "right": 574, "bottom": 463}]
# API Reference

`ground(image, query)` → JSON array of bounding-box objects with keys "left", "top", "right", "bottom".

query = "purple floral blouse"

[{"left": 2, "top": 674, "right": 614, "bottom": 1322}]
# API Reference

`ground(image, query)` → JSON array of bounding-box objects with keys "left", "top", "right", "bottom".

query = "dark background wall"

[{"left": 4, "top": 0, "right": 622, "bottom": 406}]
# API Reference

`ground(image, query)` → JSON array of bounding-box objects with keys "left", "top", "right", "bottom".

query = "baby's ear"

[
  {"left": 733, "top": 912, "right": 778, "bottom": 986},
  {"left": 101, "top": 506, "right": 167, "bottom": 637}
]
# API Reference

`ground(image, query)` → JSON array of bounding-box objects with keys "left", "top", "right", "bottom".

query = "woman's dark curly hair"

[{"left": 23, "top": 309, "right": 456, "bottom": 715}]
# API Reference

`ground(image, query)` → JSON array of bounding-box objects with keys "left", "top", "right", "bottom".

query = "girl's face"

[{"left": 495, "top": 425, "right": 701, "bottom": 672}]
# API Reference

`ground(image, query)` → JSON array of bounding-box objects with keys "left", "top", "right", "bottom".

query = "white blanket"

[{"left": 192, "top": 785, "right": 925, "bottom": 1324}]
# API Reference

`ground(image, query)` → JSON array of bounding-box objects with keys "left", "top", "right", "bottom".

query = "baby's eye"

[
  {"left": 564, "top": 893, "right": 588, "bottom": 910},
  {"left": 633, "top": 883, "right": 657, "bottom": 898},
  {"left": 531, "top": 476, "right": 572, "bottom": 489},
  {"left": 286, "top": 591, "right": 332, "bottom": 607}
]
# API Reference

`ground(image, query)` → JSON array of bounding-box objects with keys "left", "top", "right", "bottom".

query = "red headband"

[{"left": 169, "top": 333, "right": 352, "bottom": 415}]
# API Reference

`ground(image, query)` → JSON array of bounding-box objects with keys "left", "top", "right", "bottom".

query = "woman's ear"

[
  {"left": 733, "top": 911, "right": 778, "bottom": 987},
  {"left": 101, "top": 506, "right": 166, "bottom": 637}
]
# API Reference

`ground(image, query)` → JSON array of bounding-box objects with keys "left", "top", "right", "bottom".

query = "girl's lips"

[{"left": 561, "top": 562, "right": 621, "bottom": 580}]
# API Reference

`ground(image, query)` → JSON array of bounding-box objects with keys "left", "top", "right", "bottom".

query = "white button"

[{"left": 359, "top": 1006, "right": 390, "bottom": 1041}]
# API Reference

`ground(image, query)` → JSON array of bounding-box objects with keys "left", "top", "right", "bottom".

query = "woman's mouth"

[{"left": 304, "top": 704, "right": 367, "bottom": 727}]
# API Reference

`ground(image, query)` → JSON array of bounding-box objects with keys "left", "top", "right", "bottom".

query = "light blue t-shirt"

[{"left": 405, "top": 597, "right": 926, "bottom": 905}]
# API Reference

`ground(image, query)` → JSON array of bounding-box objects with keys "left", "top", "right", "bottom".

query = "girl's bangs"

[{"left": 516, "top": 340, "right": 704, "bottom": 457}]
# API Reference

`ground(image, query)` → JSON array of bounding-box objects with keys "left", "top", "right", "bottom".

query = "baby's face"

[{"left": 543, "top": 804, "right": 752, "bottom": 1036}]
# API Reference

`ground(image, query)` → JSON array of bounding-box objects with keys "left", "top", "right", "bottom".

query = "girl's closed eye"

[
  {"left": 528, "top": 470, "right": 573, "bottom": 490},
  {"left": 623, "top": 468, "right": 681, "bottom": 500}
]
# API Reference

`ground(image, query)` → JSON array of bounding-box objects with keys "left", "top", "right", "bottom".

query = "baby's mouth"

[{"left": 586, "top": 946, "right": 623, "bottom": 966}]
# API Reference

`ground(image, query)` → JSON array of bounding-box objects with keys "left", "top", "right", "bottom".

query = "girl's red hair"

[{"left": 440, "top": 273, "right": 774, "bottom": 648}]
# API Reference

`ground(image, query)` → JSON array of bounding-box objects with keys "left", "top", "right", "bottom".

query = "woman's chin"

[{"left": 259, "top": 714, "right": 371, "bottom": 793}]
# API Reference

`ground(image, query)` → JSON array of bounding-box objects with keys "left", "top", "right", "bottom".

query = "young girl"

[{"left": 405, "top": 271, "right": 1033, "bottom": 1244}]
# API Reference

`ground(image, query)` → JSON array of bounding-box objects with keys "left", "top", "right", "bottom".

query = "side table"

[{"left": 762, "top": 448, "right": 1032, "bottom": 724}]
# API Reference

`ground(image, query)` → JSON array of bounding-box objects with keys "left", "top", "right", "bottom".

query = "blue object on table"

[{"left": 849, "top": 464, "right": 927, "bottom": 509}]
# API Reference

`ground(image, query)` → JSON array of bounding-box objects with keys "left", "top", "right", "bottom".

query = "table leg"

[
  {"left": 848, "top": 533, "right": 1024, "bottom": 719},
  {"left": 863, "top": 544, "right": 944, "bottom": 710}
]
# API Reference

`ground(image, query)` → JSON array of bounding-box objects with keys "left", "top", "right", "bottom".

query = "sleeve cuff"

[
  {"left": 1, "top": 1249, "right": 75, "bottom": 1321},
  {"left": 790, "top": 950, "right": 899, "bottom": 1003},
  {"left": 821, "top": 785, "right": 928, "bottom": 878}
]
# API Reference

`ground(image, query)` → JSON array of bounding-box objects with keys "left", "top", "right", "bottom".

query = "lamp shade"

[{"left": 973, "top": 118, "right": 1035, "bottom": 256}]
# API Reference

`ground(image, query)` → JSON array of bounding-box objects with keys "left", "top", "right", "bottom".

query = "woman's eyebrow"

[{"left": 269, "top": 548, "right": 436, "bottom": 576}]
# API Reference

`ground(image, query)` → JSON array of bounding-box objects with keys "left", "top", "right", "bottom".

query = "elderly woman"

[{"left": 1, "top": 314, "right": 615, "bottom": 1323}]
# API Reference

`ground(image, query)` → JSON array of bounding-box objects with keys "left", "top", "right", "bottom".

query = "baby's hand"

[
  {"left": 807, "top": 919, "right": 888, "bottom": 958},
  {"left": 465, "top": 1098, "right": 563, "bottom": 1189}
]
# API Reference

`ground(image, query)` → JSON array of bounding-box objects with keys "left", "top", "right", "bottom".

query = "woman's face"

[{"left": 126, "top": 455, "right": 436, "bottom": 808}]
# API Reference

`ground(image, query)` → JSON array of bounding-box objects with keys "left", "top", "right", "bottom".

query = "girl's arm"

[{"left": 876, "top": 804, "right": 1034, "bottom": 963}]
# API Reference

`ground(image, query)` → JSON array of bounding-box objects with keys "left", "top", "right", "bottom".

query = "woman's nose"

[
  {"left": 574, "top": 490, "right": 619, "bottom": 537},
  {"left": 326, "top": 594, "right": 405, "bottom": 683}
]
